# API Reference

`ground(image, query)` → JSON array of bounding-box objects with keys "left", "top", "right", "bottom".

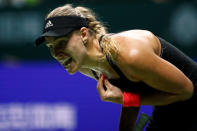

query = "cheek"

[
  {"left": 75, "top": 47, "right": 86, "bottom": 59},
  {"left": 66, "top": 37, "right": 82, "bottom": 51},
  {"left": 66, "top": 45, "right": 86, "bottom": 63},
  {"left": 66, "top": 36, "right": 87, "bottom": 58},
  {"left": 68, "top": 41, "right": 85, "bottom": 55}
]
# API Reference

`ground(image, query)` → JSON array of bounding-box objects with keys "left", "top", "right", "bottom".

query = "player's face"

[{"left": 45, "top": 32, "right": 88, "bottom": 74}]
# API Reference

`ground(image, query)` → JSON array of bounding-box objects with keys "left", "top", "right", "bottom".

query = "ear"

[{"left": 80, "top": 27, "right": 89, "bottom": 43}]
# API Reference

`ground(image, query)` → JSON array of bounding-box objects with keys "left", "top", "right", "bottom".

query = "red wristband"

[{"left": 123, "top": 92, "right": 140, "bottom": 107}]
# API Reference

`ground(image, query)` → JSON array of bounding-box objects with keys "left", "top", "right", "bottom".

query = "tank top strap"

[
  {"left": 90, "top": 34, "right": 105, "bottom": 80},
  {"left": 98, "top": 34, "right": 129, "bottom": 80},
  {"left": 91, "top": 70, "right": 99, "bottom": 80}
]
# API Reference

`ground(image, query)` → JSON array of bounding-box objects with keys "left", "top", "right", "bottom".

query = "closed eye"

[
  {"left": 56, "top": 40, "right": 67, "bottom": 48},
  {"left": 45, "top": 37, "right": 69, "bottom": 56},
  {"left": 46, "top": 40, "right": 67, "bottom": 52}
]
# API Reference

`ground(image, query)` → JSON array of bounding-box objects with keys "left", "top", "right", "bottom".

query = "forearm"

[
  {"left": 119, "top": 106, "right": 140, "bottom": 131},
  {"left": 140, "top": 90, "right": 185, "bottom": 106},
  {"left": 118, "top": 91, "right": 181, "bottom": 131}
]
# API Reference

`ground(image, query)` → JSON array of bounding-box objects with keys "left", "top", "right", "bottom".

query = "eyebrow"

[
  {"left": 46, "top": 36, "right": 60, "bottom": 43},
  {"left": 45, "top": 31, "right": 73, "bottom": 45},
  {"left": 46, "top": 37, "right": 69, "bottom": 47}
]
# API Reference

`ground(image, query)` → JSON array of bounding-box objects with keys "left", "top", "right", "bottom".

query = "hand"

[{"left": 97, "top": 74, "right": 123, "bottom": 104}]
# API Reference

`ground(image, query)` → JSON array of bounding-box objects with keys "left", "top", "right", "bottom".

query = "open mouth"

[{"left": 63, "top": 57, "right": 72, "bottom": 68}]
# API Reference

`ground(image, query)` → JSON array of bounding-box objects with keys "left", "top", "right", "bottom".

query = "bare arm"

[
  {"left": 117, "top": 34, "right": 194, "bottom": 105},
  {"left": 97, "top": 75, "right": 140, "bottom": 131},
  {"left": 140, "top": 89, "right": 184, "bottom": 105},
  {"left": 95, "top": 31, "right": 194, "bottom": 131},
  {"left": 119, "top": 106, "right": 140, "bottom": 131}
]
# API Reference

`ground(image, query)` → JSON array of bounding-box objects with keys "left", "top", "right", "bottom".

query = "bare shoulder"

[
  {"left": 111, "top": 30, "right": 161, "bottom": 57},
  {"left": 110, "top": 30, "right": 162, "bottom": 81}
]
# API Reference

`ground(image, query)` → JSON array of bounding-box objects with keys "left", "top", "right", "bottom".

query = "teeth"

[
  {"left": 63, "top": 57, "right": 72, "bottom": 66},
  {"left": 63, "top": 57, "right": 70, "bottom": 63}
]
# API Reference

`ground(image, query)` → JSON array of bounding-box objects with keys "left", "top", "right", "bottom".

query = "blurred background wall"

[{"left": 0, "top": 0, "right": 197, "bottom": 131}]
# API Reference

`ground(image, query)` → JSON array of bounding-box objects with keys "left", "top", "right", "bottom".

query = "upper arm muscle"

[
  {"left": 115, "top": 32, "right": 193, "bottom": 95},
  {"left": 125, "top": 51, "right": 193, "bottom": 95}
]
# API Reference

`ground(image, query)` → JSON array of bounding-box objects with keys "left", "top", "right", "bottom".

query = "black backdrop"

[{"left": 0, "top": 0, "right": 196, "bottom": 60}]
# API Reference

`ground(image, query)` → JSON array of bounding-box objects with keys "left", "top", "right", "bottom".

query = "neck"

[{"left": 81, "top": 36, "right": 119, "bottom": 79}]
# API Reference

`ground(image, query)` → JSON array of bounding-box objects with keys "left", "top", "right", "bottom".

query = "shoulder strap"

[
  {"left": 98, "top": 34, "right": 129, "bottom": 80},
  {"left": 105, "top": 55, "right": 128, "bottom": 80},
  {"left": 98, "top": 34, "right": 105, "bottom": 53},
  {"left": 91, "top": 70, "right": 99, "bottom": 80}
]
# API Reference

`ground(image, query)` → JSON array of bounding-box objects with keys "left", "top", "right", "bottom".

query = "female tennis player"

[{"left": 35, "top": 4, "right": 197, "bottom": 131}]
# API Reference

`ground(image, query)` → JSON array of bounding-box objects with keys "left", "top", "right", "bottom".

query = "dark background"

[{"left": 0, "top": 0, "right": 197, "bottom": 61}]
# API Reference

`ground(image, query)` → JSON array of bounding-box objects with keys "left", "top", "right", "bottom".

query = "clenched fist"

[{"left": 97, "top": 74, "right": 123, "bottom": 104}]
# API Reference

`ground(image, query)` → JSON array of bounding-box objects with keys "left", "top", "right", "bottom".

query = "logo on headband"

[{"left": 45, "top": 20, "right": 53, "bottom": 29}]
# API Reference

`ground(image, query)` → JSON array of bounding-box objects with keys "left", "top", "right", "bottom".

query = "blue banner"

[{"left": 0, "top": 61, "right": 153, "bottom": 131}]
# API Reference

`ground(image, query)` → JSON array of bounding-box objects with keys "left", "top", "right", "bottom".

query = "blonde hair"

[{"left": 47, "top": 4, "right": 118, "bottom": 60}]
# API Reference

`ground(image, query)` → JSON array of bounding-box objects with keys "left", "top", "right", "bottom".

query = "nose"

[{"left": 48, "top": 46, "right": 56, "bottom": 58}]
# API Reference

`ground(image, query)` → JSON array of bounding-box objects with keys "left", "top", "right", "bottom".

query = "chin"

[
  {"left": 67, "top": 65, "right": 78, "bottom": 75},
  {"left": 67, "top": 69, "right": 77, "bottom": 75},
  {"left": 68, "top": 71, "right": 77, "bottom": 75}
]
